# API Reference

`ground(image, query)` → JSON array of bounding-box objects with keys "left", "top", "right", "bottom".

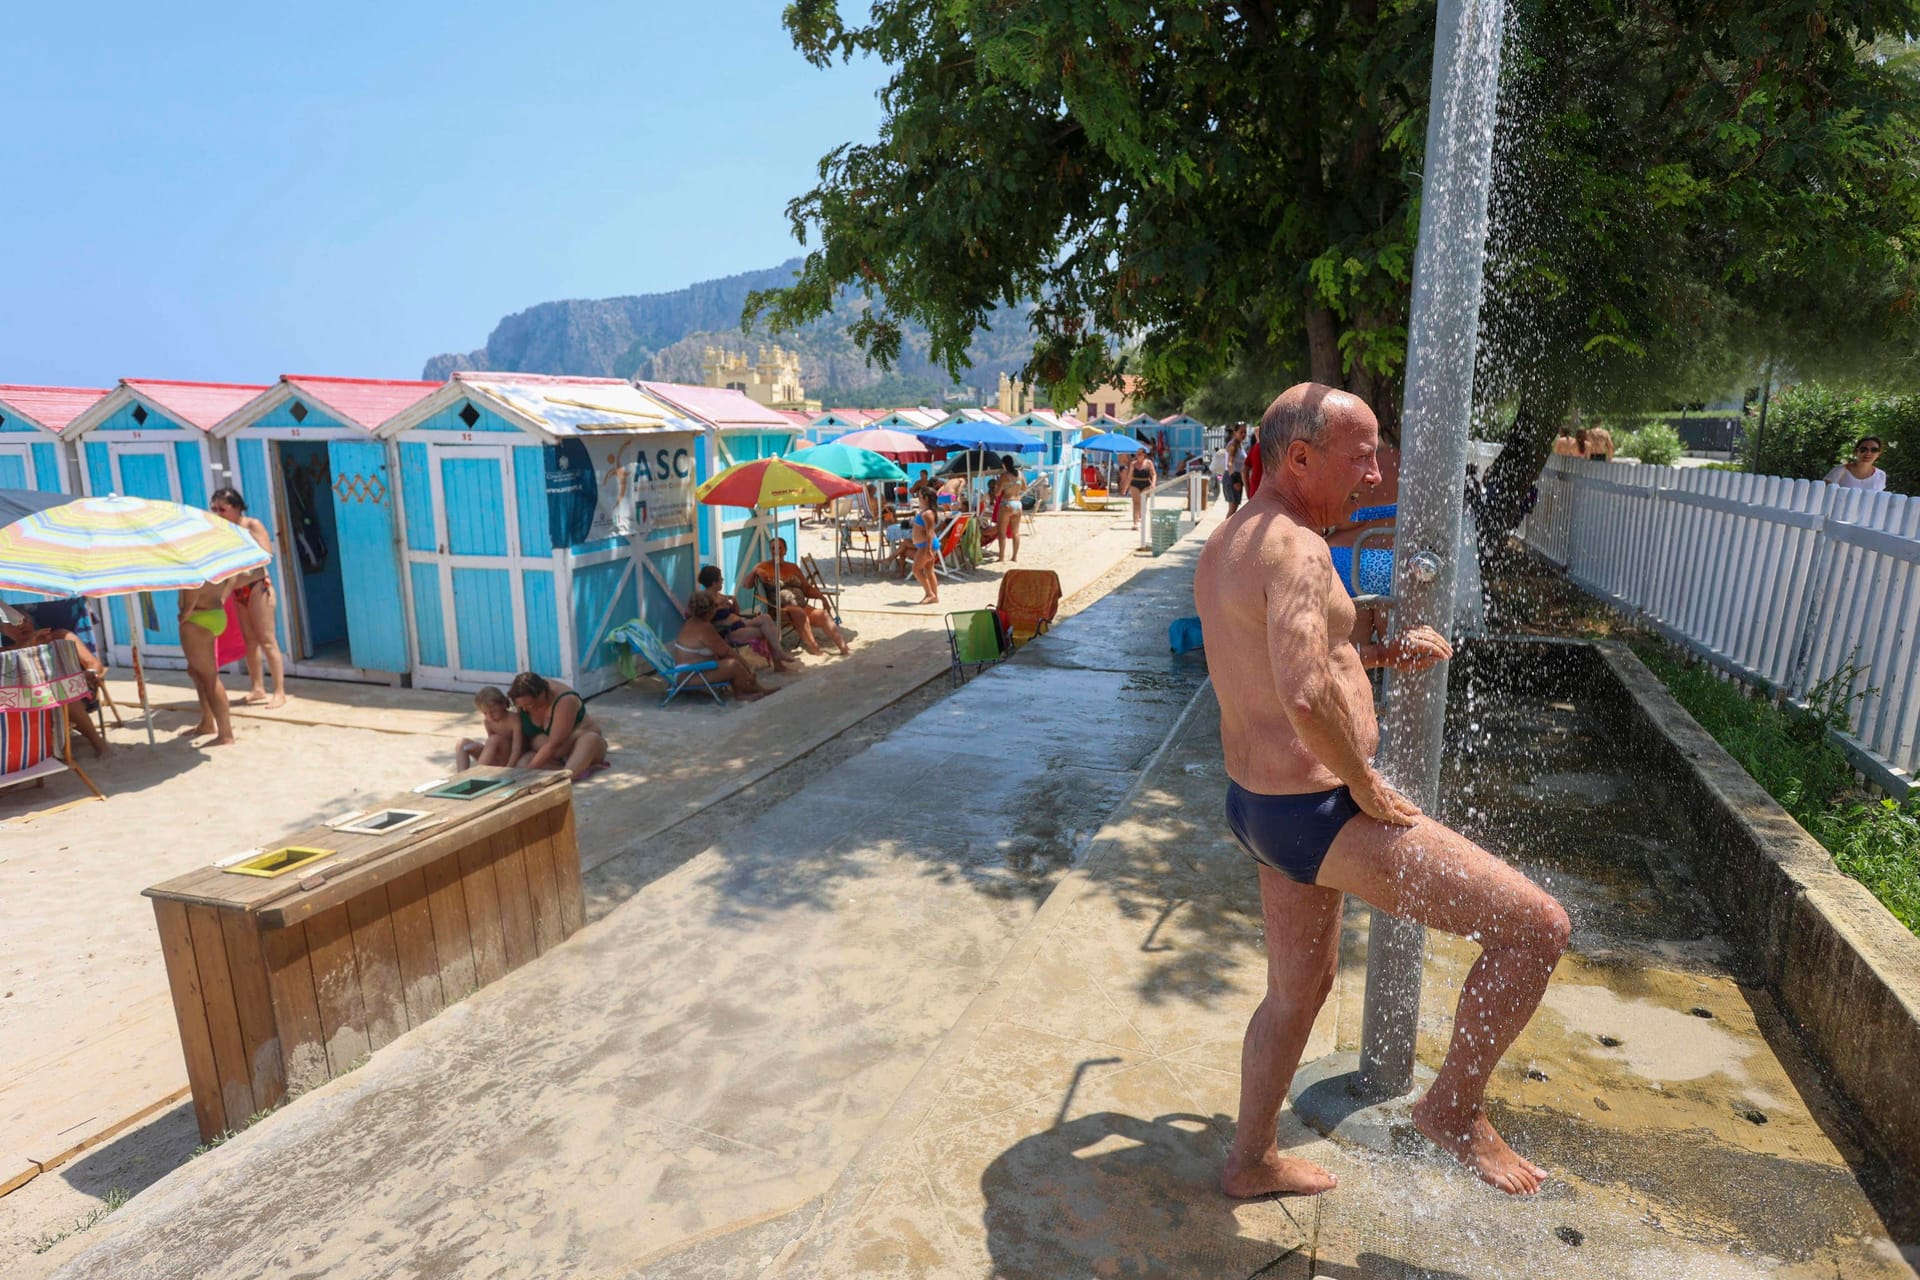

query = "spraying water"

[{"left": 1356, "top": 0, "right": 1511, "bottom": 1097}]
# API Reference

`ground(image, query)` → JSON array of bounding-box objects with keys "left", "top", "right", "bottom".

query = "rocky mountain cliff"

[{"left": 424, "top": 259, "right": 1035, "bottom": 403}]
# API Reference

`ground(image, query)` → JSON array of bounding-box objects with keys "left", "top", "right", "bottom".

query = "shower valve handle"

[{"left": 1407, "top": 550, "right": 1443, "bottom": 584}]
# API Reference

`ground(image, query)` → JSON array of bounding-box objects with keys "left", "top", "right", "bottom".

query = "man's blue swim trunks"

[{"left": 1225, "top": 780, "right": 1363, "bottom": 884}]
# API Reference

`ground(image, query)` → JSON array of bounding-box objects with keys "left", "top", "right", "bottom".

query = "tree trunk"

[
  {"left": 1480, "top": 380, "right": 1572, "bottom": 536},
  {"left": 1305, "top": 306, "right": 1343, "bottom": 386}
]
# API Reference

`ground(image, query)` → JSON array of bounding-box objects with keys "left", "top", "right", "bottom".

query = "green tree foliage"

[
  {"left": 1475, "top": 1, "right": 1920, "bottom": 531},
  {"left": 751, "top": 0, "right": 1437, "bottom": 433},
  {"left": 752, "top": 0, "right": 1920, "bottom": 510}
]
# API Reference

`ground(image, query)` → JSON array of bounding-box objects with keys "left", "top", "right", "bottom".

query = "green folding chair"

[{"left": 944, "top": 608, "right": 1009, "bottom": 688}]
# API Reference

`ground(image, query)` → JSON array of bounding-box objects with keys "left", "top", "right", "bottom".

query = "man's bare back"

[{"left": 1196, "top": 384, "right": 1569, "bottom": 1199}]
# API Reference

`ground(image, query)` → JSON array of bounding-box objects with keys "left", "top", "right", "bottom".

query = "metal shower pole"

[{"left": 1355, "top": 0, "right": 1509, "bottom": 1099}]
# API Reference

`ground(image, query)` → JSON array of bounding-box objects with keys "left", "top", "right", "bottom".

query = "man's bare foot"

[
  {"left": 181, "top": 722, "right": 215, "bottom": 737},
  {"left": 238, "top": 692, "right": 267, "bottom": 705},
  {"left": 264, "top": 694, "right": 286, "bottom": 709},
  {"left": 198, "top": 734, "right": 237, "bottom": 747},
  {"left": 1220, "top": 1149, "right": 1338, "bottom": 1198},
  {"left": 1410, "top": 1098, "right": 1548, "bottom": 1195},
  {"left": 836, "top": 644, "right": 852, "bottom": 656}
]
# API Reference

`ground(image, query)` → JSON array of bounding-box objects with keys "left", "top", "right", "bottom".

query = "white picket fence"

[{"left": 1506, "top": 453, "right": 1920, "bottom": 793}]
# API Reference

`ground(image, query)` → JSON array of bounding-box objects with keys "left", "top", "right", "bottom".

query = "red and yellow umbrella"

[
  {"left": 695, "top": 457, "right": 862, "bottom": 509},
  {"left": 696, "top": 459, "right": 864, "bottom": 620}
]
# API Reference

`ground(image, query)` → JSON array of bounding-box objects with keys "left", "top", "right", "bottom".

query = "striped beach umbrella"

[
  {"left": 830, "top": 427, "right": 945, "bottom": 463},
  {"left": 696, "top": 459, "right": 863, "bottom": 626},
  {"left": 0, "top": 495, "right": 270, "bottom": 745},
  {"left": 0, "top": 495, "right": 269, "bottom": 597},
  {"left": 695, "top": 457, "right": 863, "bottom": 509}
]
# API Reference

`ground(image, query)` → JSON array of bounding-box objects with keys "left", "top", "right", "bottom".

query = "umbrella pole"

[{"left": 134, "top": 637, "right": 155, "bottom": 747}]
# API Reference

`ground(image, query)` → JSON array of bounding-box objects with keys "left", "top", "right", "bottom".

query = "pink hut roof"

[
  {"left": 638, "top": 381, "right": 795, "bottom": 429},
  {"left": 123, "top": 379, "right": 270, "bottom": 431},
  {"left": 0, "top": 384, "right": 110, "bottom": 433},
  {"left": 820, "top": 407, "right": 883, "bottom": 426},
  {"left": 773, "top": 409, "right": 818, "bottom": 429},
  {"left": 282, "top": 375, "right": 443, "bottom": 431}
]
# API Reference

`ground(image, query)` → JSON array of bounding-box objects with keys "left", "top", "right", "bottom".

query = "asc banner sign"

[{"left": 544, "top": 435, "right": 697, "bottom": 547}]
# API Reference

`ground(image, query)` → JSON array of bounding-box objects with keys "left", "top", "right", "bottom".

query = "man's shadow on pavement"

[
  {"left": 978, "top": 1107, "right": 1309, "bottom": 1279},
  {"left": 974, "top": 1063, "right": 1475, "bottom": 1279}
]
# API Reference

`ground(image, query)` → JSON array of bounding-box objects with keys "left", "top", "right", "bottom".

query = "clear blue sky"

[{"left": 1, "top": 2, "right": 888, "bottom": 387}]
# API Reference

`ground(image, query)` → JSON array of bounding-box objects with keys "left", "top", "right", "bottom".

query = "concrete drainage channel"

[{"left": 1461, "top": 638, "right": 1920, "bottom": 1194}]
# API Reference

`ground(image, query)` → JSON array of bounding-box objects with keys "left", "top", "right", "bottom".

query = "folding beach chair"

[
  {"left": 994, "top": 569, "right": 1062, "bottom": 649},
  {"left": 23, "top": 597, "right": 122, "bottom": 730},
  {"left": 944, "top": 609, "right": 1009, "bottom": 688},
  {"left": 800, "top": 553, "right": 842, "bottom": 617},
  {"left": 933, "top": 514, "right": 974, "bottom": 579},
  {"left": 606, "top": 620, "right": 728, "bottom": 708}
]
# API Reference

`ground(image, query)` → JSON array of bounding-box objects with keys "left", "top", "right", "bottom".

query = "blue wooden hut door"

[
  {"left": 405, "top": 444, "right": 527, "bottom": 687},
  {"left": 0, "top": 443, "right": 32, "bottom": 490},
  {"left": 323, "top": 440, "right": 409, "bottom": 674},
  {"left": 111, "top": 445, "right": 186, "bottom": 657}
]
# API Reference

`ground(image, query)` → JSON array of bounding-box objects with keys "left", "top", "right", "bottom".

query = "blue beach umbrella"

[
  {"left": 1075, "top": 432, "right": 1149, "bottom": 454},
  {"left": 917, "top": 420, "right": 1047, "bottom": 454}
]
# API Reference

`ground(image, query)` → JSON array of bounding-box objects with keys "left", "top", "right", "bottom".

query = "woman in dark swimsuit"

[
  {"left": 1126, "top": 450, "right": 1158, "bottom": 530},
  {"left": 508, "top": 671, "right": 609, "bottom": 779},
  {"left": 694, "top": 565, "right": 794, "bottom": 671}
]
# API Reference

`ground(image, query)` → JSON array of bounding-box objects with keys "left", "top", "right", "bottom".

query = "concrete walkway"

[
  {"left": 760, "top": 658, "right": 1918, "bottom": 1279},
  {"left": 0, "top": 496, "right": 1190, "bottom": 1221},
  {"left": 39, "top": 522, "right": 1215, "bottom": 1279}
]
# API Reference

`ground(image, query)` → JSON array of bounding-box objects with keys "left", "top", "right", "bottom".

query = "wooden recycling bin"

[{"left": 144, "top": 767, "right": 582, "bottom": 1142}]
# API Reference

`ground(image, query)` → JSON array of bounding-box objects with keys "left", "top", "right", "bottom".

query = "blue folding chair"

[{"left": 606, "top": 620, "right": 728, "bottom": 708}]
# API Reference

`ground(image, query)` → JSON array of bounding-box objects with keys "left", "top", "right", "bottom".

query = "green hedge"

[
  {"left": 1744, "top": 382, "right": 1914, "bottom": 487},
  {"left": 1636, "top": 641, "right": 1920, "bottom": 935},
  {"left": 1612, "top": 422, "right": 1684, "bottom": 466}
]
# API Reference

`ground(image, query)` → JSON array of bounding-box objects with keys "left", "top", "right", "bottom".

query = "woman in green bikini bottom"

[
  {"left": 507, "top": 671, "right": 609, "bottom": 780},
  {"left": 177, "top": 578, "right": 235, "bottom": 745}
]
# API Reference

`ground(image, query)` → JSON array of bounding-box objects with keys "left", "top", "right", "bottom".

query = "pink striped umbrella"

[{"left": 831, "top": 428, "right": 945, "bottom": 463}]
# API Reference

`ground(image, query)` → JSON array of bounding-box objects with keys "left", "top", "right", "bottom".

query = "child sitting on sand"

[{"left": 456, "top": 687, "right": 516, "bottom": 771}]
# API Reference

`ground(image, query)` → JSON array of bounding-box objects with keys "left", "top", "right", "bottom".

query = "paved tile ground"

[
  {"left": 0, "top": 490, "right": 1207, "bottom": 1261},
  {"left": 764, "top": 659, "right": 1919, "bottom": 1280},
  {"left": 28, "top": 513, "right": 1215, "bottom": 1279}
]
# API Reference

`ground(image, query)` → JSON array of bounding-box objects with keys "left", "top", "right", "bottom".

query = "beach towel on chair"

[{"left": 995, "top": 570, "right": 1062, "bottom": 647}]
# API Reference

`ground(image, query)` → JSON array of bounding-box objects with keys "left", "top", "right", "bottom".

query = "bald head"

[{"left": 1257, "top": 383, "right": 1374, "bottom": 476}]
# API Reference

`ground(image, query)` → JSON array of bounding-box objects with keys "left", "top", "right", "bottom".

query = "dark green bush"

[
  {"left": 1744, "top": 381, "right": 1911, "bottom": 487},
  {"left": 1613, "top": 422, "right": 1684, "bottom": 466},
  {"left": 1744, "top": 382, "right": 1873, "bottom": 479}
]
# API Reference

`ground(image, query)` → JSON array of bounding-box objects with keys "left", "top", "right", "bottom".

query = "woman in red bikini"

[{"left": 209, "top": 488, "right": 285, "bottom": 708}]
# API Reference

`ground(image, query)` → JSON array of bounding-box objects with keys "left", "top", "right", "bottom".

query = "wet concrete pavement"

[
  {"left": 42, "top": 530, "right": 1213, "bottom": 1279},
  {"left": 760, "top": 650, "right": 1918, "bottom": 1279}
]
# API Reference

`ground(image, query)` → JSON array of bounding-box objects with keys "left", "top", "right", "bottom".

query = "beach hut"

[
  {"left": 379, "top": 373, "right": 701, "bottom": 694},
  {"left": 0, "top": 384, "right": 106, "bottom": 495},
  {"left": 1004, "top": 410, "right": 1086, "bottom": 506},
  {"left": 807, "top": 408, "right": 883, "bottom": 443},
  {"left": 212, "top": 376, "right": 442, "bottom": 683},
  {"left": 865, "top": 407, "right": 945, "bottom": 434},
  {"left": 638, "top": 382, "right": 805, "bottom": 591},
  {"left": 1158, "top": 413, "right": 1208, "bottom": 465},
  {"left": 65, "top": 379, "right": 268, "bottom": 667}
]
